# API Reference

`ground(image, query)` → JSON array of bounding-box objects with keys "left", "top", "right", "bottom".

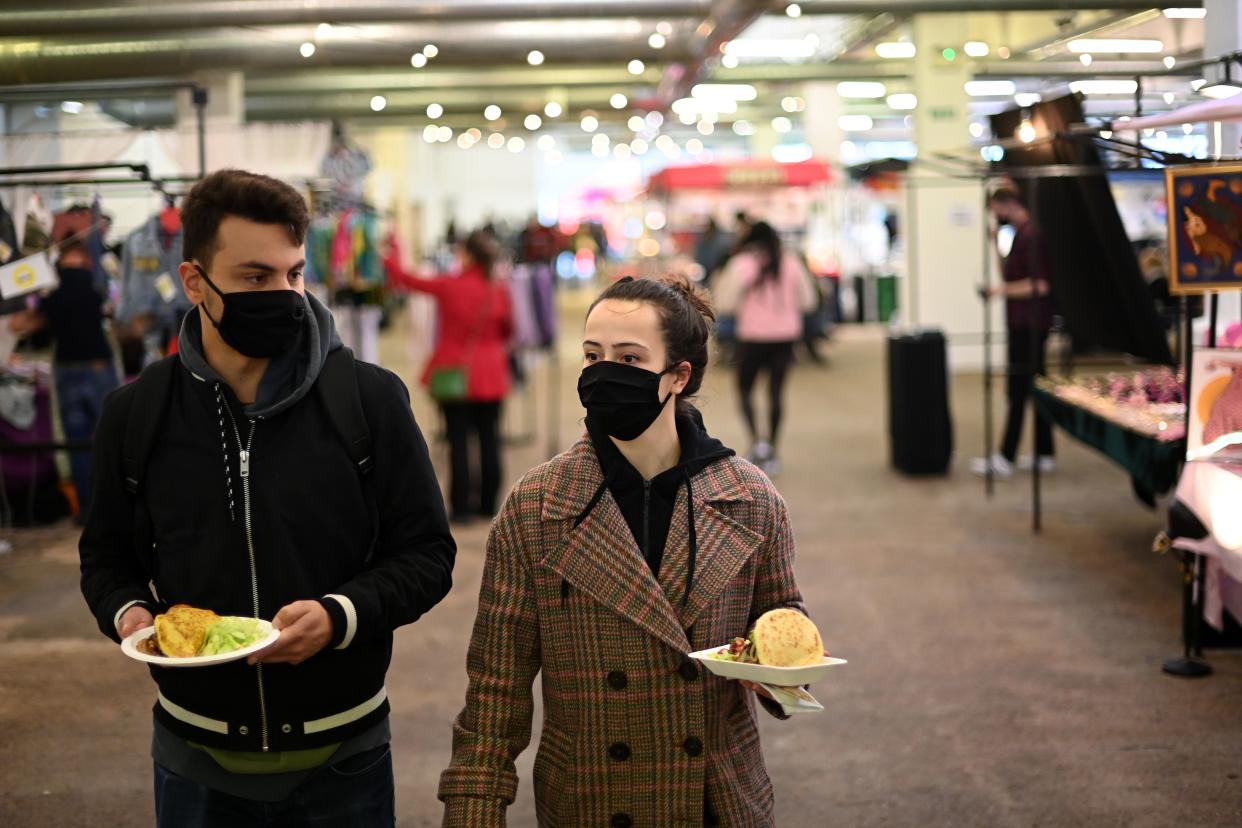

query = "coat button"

[
  {"left": 281, "top": 724, "right": 293, "bottom": 734},
  {"left": 682, "top": 736, "right": 703, "bottom": 757},
  {"left": 607, "top": 670, "right": 628, "bottom": 690},
  {"left": 678, "top": 657, "right": 700, "bottom": 681},
  {"left": 610, "top": 814, "right": 632, "bottom": 828},
  {"left": 238, "top": 725, "right": 249, "bottom": 736},
  {"left": 608, "top": 742, "right": 631, "bottom": 762}
]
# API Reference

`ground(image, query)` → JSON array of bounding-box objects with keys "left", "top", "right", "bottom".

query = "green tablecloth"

[{"left": 1033, "top": 386, "right": 1185, "bottom": 505}]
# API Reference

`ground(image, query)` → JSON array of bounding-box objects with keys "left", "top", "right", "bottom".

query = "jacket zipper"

[
  {"left": 641, "top": 480, "right": 651, "bottom": 561},
  {"left": 223, "top": 401, "right": 270, "bottom": 752}
]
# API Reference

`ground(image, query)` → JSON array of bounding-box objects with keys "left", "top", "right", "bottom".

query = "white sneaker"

[
  {"left": 1017, "top": 455, "right": 1057, "bottom": 474},
  {"left": 761, "top": 456, "right": 783, "bottom": 477},
  {"left": 969, "top": 453, "right": 1014, "bottom": 478},
  {"left": 748, "top": 441, "right": 774, "bottom": 464}
]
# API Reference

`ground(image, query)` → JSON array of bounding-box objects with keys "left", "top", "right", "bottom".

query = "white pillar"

[
  {"left": 905, "top": 15, "right": 998, "bottom": 370},
  {"left": 1203, "top": 0, "right": 1242, "bottom": 328}
]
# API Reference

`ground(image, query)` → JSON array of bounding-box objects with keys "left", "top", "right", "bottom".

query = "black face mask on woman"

[
  {"left": 195, "top": 265, "right": 306, "bottom": 358},
  {"left": 577, "top": 360, "right": 676, "bottom": 441}
]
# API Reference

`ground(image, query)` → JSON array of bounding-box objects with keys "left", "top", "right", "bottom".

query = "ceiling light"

[
  {"left": 423, "top": 44, "right": 439, "bottom": 58},
  {"left": 686, "top": 138, "right": 704, "bottom": 154},
  {"left": 773, "top": 143, "right": 814, "bottom": 164},
  {"left": 697, "top": 121, "right": 715, "bottom": 135},
  {"left": 611, "top": 93, "right": 628, "bottom": 109},
  {"left": 632, "top": 138, "right": 649, "bottom": 155},
  {"left": 426, "top": 103, "right": 443, "bottom": 118},
  {"left": 1201, "top": 83, "right": 1242, "bottom": 99},
  {"left": 772, "top": 116, "right": 794, "bottom": 133},
  {"left": 1183, "top": 123, "right": 1194, "bottom": 134},
  {"left": 527, "top": 50, "right": 545, "bottom": 66},
  {"left": 700, "top": 111, "right": 719, "bottom": 125},
  {"left": 1079, "top": 54, "right": 1093, "bottom": 67},
  {"left": 1068, "top": 39, "right": 1164, "bottom": 54},
  {"left": 1143, "top": 128, "right": 1155, "bottom": 137},
  {"left": 693, "top": 83, "right": 758, "bottom": 101},
  {"left": 657, "top": 21, "right": 673, "bottom": 36},
  {"left": 544, "top": 101, "right": 563, "bottom": 118},
  {"left": 525, "top": 114, "right": 542, "bottom": 130},
  {"left": 672, "top": 97, "right": 738, "bottom": 115},
  {"left": 646, "top": 111, "right": 664, "bottom": 128},
  {"left": 1099, "top": 129, "right": 1113, "bottom": 139},
  {"left": 721, "top": 54, "right": 740, "bottom": 69},
  {"left": 411, "top": 53, "right": 427, "bottom": 68},
  {"left": 593, "top": 133, "right": 610, "bottom": 145},
  {"left": 645, "top": 210, "right": 667, "bottom": 230},
  {"left": 997, "top": 46, "right": 1011, "bottom": 59},
  {"left": 649, "top": 33, "right": 666, "bottom": 49},
  {"left": 300, "top": 42, "right": 316, "bottom": 58},
  {"left": 837, "top": 81, "right": 887, "bottom": 99},
  {"left": 537, "top": 135, "right": 556, "bottom": 151},
  {"left": 733, "top": 120, "right": 756, "bottom": 136},
  {"left": 1164, "top": 91, "right": 1176, "bottom": 105},
  {"left": 969, "top": 122, "right": 985, "bottom": 138},
  {"left": 316, "top": 23, "right": 332, "bottom": 37},
  {"left": 724, "top": 39, "right": 816, "bottom": 59},
  {"left": 457, "top": 133, "right": 473, "bottom": 149},
  {"left": 581, "top": 114, "right": 599, "bottom": 132},
  {"left": 627, "top": 115, "right": 645, "bottom": 131},
  {"left": 370, "top": 95, "right": 387, "bottom": 112},
  {"left": 786, "top": 3, "right": 802, "bottom": 18},
  {"left": 508, "top": 136, "right": 525, "bottom": 153},
  {"left": 614, "top": 143, "right": 633, "bottom": 160},
  {"left": 1017, "top": 118, "right": 1037, "bottom": 143},
  {"left": 838, "top": 114, "right": 873, "bottom": 131},
  {"left": 965, "top": 80, "right": 1017, "bottom": 97},
  {"left": 628, "top": 59, "right": 646, "bottom": 75},
  {"left": 467, "top": 128, "right": 481, "bottom": 140},
  {"left": 484, "top": 105, "right": 502, "bottom": 120},
  {"left": 679, "top": 111, "right": 696, "bottom": 125},
  {"left": 437, "top": 126, "right": 452, "bottom": 142},
  {"left": 423, "top": 125, "right": 438, "bottom": 143},
  {"left": 1164, "top": 56, "right": 1177, "bottom": 69},
  {"left": 1014, "top": 92, "right": 1042, "bottom": 107},
  {"left": 487, "top": 133, "right": 505, "bottom": 149},
  {"left": 1191, "top": 78, "right": 1207, "bottom": 91},
  {"left": 61, "top": 100, "right": 83, "bottom": 114},
  {"left": 1069, "top": 79, "right": 1140, "bottom": 95},
  {"left": 1162, "top": 8, "right": 1207, "bottom": 19},
  {"left": 592, "top": 143, "right": 609, "bottom": 158},
  {"left": 875, "top": 42, "right": 917, "bottom": 59},
  {"left": 886, "top": 93, "right": 917, "bottom": 110},
  {"left": 964, "top": 41, "right": 989, "bottom": 58}
]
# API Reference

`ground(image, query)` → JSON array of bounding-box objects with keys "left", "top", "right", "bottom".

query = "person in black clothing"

[
  {"left": 79, "top": 170, "right": 456, "bottom": 827},
  {"left": 971, "top": 188, "right": 1056, "bottom": 479}
]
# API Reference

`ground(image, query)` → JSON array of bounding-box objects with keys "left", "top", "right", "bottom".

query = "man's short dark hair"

[
  {"left": 988, "top": 187, "right": 1024, "bottom": 206},
  {"left": 182, "top": 169, "right": 310, "bottom": 266}
]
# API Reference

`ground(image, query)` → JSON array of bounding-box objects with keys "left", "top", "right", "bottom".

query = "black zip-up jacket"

[{"left": 80, "top": 294, "right": 455, "bottom": 753}]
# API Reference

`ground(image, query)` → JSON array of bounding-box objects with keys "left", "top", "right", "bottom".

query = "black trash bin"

[{"left": 887, "top": 330, "right": 953, "bottom": 475}]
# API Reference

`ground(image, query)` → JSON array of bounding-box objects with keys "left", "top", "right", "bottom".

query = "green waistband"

[{"left": 188, "top": 742, "right": 342, "bottom": 775}]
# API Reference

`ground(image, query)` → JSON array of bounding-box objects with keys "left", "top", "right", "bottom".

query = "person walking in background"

[
  {"left": 971, "top": 187, "right": 1056, "bottom": 479},
  {"left": 439, "top": 274, "right": 811, "bottom": 826},
  {"left": 715, "top": 221, "right": 817, "bottom": 476},
  {"left": 387, "top": 230, "right": 514, "bottom": 523},
  {"left": 693, "top": 216, "right": 733, "bottom": 288}
]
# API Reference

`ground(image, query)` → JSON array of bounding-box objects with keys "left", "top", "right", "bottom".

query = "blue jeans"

[
  {"left": 53, "top": 362, "right": 118, "bottom": 515},
  {"left": 154, "top": 745, "right": 395, "bottom": 827}
]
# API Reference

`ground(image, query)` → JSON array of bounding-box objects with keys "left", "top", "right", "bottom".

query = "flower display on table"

[{"left": 1039, "top": 367, "right": 1186, "bottom": 442}]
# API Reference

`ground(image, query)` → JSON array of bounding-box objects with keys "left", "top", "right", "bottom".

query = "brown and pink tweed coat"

[{"left": 439, "top": 436, "right": 806, "bottom": 828}]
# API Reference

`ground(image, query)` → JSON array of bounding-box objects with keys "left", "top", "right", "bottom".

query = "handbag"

[{"left": 428, "top": 287, "right": 491, "bottom": 403}]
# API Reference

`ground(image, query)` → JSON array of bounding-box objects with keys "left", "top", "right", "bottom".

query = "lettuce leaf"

[{"left": 199, "top": 617, "right": 266, "bottom": 656}]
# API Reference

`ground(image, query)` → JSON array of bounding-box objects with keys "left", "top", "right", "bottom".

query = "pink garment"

[
  {"left": 1203, "top": 366, "right": 1242, "bottom": 446},
  {"left": 725, "top": 251, "right": 815, "bottom": 343}
]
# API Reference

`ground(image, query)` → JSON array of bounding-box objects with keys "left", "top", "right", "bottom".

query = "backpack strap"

[
  {"left": 317, "top": 347, "right": 374, "bottom": 477},
  {"left": 122, "top": 356, "right": 179, "bottom": 495}
]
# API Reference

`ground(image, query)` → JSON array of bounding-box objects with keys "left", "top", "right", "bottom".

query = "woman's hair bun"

[{"left": 658, "top": 272, "right": 716, "bottom": 324}]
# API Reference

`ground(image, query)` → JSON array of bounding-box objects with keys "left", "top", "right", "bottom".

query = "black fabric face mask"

[
  {"left": 195, "top": 265, "right": 306, "bottom": 358},
  {"left": 578, "top": 360, "right": 676, "bottom": 441}
]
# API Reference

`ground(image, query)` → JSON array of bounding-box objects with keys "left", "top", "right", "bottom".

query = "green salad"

[{"left": 200, "top": 617, "right": 267, "bottom": 656}]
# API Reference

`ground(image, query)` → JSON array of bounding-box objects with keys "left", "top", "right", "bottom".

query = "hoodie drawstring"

[{"left": 682, "top": 469, "right": 697, "bottom": 609}]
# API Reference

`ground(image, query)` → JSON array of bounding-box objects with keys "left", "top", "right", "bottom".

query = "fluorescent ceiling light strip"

[
  {"left": 724, "top": 39, "right": 816, "bottom": 59},
  {"left": 965, "top": 80, "right": 1017, "bottom": 97},
  {"left": 1069, "top": 79, "right": 1140, "bottom": 95},
  {"left": 691, "top": 83, "right": 758, "bottom": 101},
  {"left": 1067, "top": 39, "right": 1164, "bottom": 54},
  {"left": 1200, "top": 84, "right": 1242, "bottom": 100},
  {"left": 671, "top": 97, "right": 738, "bottom": 115},
  {"left": 1162, "top": 8, "right": 1207, "bottom": 19},
  {"left": 875, "top": 42, "right": 916, "bottom": 59},
  {"left": 837, "top": 81, "right": 886, "bottom": 99}
]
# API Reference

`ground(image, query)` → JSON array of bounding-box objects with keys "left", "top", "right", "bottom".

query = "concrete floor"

[{"left": 1, "top": 313, "right": 1240, "bottom": 827}]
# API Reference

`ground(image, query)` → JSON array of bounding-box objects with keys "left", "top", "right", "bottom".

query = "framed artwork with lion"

[{"left": 1166, "top": 163, "right": 1242, "bottom": 296}]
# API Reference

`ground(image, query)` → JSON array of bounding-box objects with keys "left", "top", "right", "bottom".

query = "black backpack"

[{"left": 120, "top": 349, "right": 375, "bottom": 545}]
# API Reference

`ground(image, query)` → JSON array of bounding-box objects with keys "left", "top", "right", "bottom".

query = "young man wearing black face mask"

[{"left": 79, "top": 169, "right": 456, "bottom": 826}]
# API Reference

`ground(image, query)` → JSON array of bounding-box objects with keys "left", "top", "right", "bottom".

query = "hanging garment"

[
  {"left": 0, "top": 198, "right": 18, "bottom": 264},
  {"left": 117, "top": 213, "right": 188, "bottom": 332},
  {"left": 506, "top": 264, "right": 541, "bottom": 350},
  {"left": 21, "top": 208, "right": 50, "bottom": 256}
]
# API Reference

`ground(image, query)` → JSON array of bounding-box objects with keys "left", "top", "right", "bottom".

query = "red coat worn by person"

[{"left": 390, "top": 264, "right": 513, "bottom": 401}]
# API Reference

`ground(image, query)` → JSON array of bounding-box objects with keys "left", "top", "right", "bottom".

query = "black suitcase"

[{"left": 887, "top": 330, "right": 953, "bottom": 475}]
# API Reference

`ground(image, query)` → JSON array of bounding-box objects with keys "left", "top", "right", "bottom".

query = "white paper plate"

[
  {"left": 689, "top": 646, "right": 847, "bottom": 686},
  {"left": 121, "top": 620, "right": 279, "bottom": 668}
]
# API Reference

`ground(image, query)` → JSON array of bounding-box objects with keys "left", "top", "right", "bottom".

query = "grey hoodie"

[{"left": 177, "top": 290, "right": 342, "bottom": 419}]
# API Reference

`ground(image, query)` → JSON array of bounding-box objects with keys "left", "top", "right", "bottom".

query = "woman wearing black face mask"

[{"left": 441, "top": 274, "right": 814, "bottom": 828}]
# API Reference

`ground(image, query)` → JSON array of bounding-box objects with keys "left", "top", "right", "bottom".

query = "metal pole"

[
  {"left": 193, "top": 85, "right": 208, "bottom": 177},
  {"left": 1028, "top": 180, "right": 1042, "bottom": 534},
  {"left": 982, "top": 182, "right": 994, "bottom": 498}
]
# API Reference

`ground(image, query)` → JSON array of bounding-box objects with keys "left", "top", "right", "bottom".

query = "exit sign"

[{"left": 931, "top": 107, "right": 956, "bottom": 120}]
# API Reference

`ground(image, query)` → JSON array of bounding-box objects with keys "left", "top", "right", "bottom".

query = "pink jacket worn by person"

[
  {"left": 715, "top": 250, "right": 818, "bottom": 343},
  {"left": 389, "top": 263, "right": 514, "bottom": 402}
]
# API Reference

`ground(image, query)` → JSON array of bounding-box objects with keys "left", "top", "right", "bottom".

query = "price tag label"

[{"left": 155, "top": 272, "right": 177, "bottom": 303}]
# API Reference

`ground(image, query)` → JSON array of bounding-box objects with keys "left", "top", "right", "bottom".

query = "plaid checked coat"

[{"left": 439, "top": 436, "right": 806, "bottom": 827}]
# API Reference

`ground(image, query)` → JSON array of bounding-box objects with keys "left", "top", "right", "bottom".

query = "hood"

[{"left": 177, "top": 289, "right": 342, "bottom": 419}]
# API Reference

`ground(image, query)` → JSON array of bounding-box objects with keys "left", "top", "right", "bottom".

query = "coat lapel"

[
  {"left": 659, "top": 461, "right": 765, "bottom": 632},
  {"left": 541, "top": 439, "right": 691, "bottom": 654}
]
